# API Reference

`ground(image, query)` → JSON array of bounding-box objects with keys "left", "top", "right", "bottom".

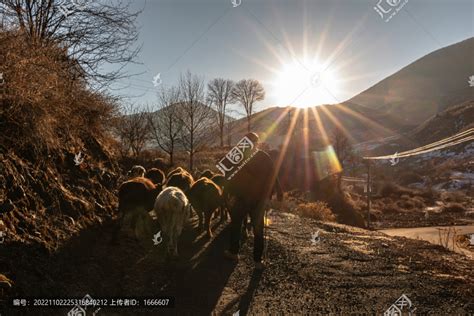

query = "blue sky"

[{"left": 108, "top": 0, "right": 473, "bottom": 115}]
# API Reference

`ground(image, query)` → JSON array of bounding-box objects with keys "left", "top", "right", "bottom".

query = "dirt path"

[
  {"left": 381, "top": 225, "right": 474, "bottom": 258},
  {"left": 2, "top": 210, "right": 474, "bottom": 315}
]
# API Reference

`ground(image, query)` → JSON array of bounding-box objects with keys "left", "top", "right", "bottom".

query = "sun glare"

[{"left": 273, "top": 59, "right": 340, "bottom": 108}]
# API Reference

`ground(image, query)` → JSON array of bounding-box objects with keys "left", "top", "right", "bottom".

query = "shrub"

[
  {"left": 442, "top": 203, "right": 467, "bottom": 213},
  {"left": 419, "top": 187, "right": 437, "bottom": 204},
  {"left": 379, "top": 182, "right": 400, "bottom": 197},
  {"left": 0, "top": 31, "right": 116, "bottom": 158},
  {"left": 412, "top": 196, "right": 426, "bottom": 209},
  {"left": 397, "top": 199, "right": 415, "bottom": 210},
  {"left": 383, "top": 204, "right": 402, "bottom": 214},
  {"left": 398, "top": 171, "right": 424, "bottom": 185},
  {"left": 379, "top": 182, "right": 415, "bottom": 198},
  {"left": 268, "top": 197, "right": 298, "bottom": 213},
  {"left": 295, "top": 202, "right": 336, "bottom": 222},
  {"left": 327, "top": 192, "right": 366, "bottom": 228},
  {"left": 441, "top": 191, "right": 468, "bottom": 203}
]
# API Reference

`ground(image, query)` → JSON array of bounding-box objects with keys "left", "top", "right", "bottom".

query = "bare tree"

[
  {"left": 225, "top": 108, "right": 242, "bottom": 147},
  {"left": 178, "top": 71, "right": 213, "bottom": 170},
  {"left": 147, "top": 86, "right": 182, "bottom": 165},
  {"left": 226, "top": 115, "right": 236, "bottom": 147},
  {"left": 331, "top": 127, "right": 352, "bottom": 190},
  {"left": 0, "top": 0, "right": 140, "bottom": 87},
  {"left": 115, "top": 104, "right": 150, "bottom": 158},
  {"left": 207, "top": 78, "right": 234, "bottom": 147},
  {"left": 232, "top": 79, "right": 265, "bottom": 132}
]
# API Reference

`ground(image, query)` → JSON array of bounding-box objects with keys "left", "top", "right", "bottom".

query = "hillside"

[
  {"left": 225, "top": 102, "right": 409, "bottom": 150},
  {"left": 409, "top": 100, "right": 474, "bottom": 146},
  {"left": 220, "top": 39, "right": 474, "bottom": 150},
  {"left": 369, "top": 100, "right": 474, "bottom": 156},
  {"left": 349, "top": 37, "right": 474, "bottom": 125},
  {"left": 145, "top": 102, "right": 235, "bottom": 127},
  {"left": 122, "top": 102, "right": 235, "bottom": 149}
]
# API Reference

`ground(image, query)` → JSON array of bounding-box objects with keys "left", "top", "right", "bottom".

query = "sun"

[{"left": 273, "top": 58, "right": 340, "bottom": 108}]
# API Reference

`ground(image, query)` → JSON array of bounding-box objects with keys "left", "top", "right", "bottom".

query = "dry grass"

[
  {"left": 379, "top": 182, "right": 416, "bottom": 198},
  {"left": 295, "top": 202, "right": 336, "bottom": 222},
  {"left": 397, "top": 171, "right": 424, "bottom": 185},
  {"left": 441, "top": 191, "right": 468, "bottom": 203},
  {"left": 0, "top": 30, "right": 117, "bottom": 158},
  {"left": 437, "top": 226, "right": 458, "bottom": 251},
  {"left": 397, "top": 199, "right": 416, "bottom": 210},
  {"left": 442, "top": 203, "right": 467, "bottom": 214}
]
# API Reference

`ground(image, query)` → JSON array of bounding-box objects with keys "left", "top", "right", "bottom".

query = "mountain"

[
  {"left": 348, "top": 37, "right": 474, "bottom": 125},
  {"left": 225, "top": 103, "right": 409, "bottom": 150},
  {"left": 121, "top": 102, "right": 236, "bottom": 150},
  {"left": 224, "top": 38, "right": 474, "bottom": 150},
  {"left": 408, "top": 100, "right": 473, "bottom": 144},
  {"left": 370, "top": 99, "right": 474, "bottom": 156}
]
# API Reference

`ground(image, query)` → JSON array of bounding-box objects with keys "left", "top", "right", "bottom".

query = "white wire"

[
  {"left": 391, "top": 128, "right": 473, "bottom": 156},
  {"left": 364, "top": 134, "right": 473, "bottom": 160}
]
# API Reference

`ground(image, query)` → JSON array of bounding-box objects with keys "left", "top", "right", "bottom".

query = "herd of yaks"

[{"left": 116, "top": 165, "right": 229, "bottom": 257}]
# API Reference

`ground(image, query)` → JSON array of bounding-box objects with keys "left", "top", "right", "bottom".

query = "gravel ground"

[{"left": 2, "top": 209, "right": 473, "bottom": 315}]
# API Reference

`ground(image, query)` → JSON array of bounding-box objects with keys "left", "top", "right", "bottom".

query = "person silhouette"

[{"left": 224, "top": 132, "right": 283, "bottom": 270}]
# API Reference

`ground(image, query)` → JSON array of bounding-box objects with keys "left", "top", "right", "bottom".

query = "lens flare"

[{"left": 312, "top": 145, "right": 342, "bottom": 181}]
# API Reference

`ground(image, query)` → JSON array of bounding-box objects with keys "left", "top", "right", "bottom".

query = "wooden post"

[{"left": 366, "top": 160, "right": 371, "bottom": 229}]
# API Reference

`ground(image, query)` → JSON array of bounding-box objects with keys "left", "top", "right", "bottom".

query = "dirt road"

[
  {"left": 2, "top": 210, "right": 473, "bottom": 315},
  {"left": 381, "top": 225, "right": 474, "bottom": 258}
]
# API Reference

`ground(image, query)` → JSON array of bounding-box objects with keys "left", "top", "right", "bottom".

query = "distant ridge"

[{"left": 348, "top": 37, "right": 474, "bottom": 125}]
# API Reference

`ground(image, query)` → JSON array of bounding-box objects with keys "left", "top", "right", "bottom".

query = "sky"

[{"left": 107, "top": 0, "right": 473, "bottom": 116}]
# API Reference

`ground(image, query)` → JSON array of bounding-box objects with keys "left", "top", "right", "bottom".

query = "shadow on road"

[
  {"left": 165, "top": 223, "right": 238, "bottom": 315},
  {"left": 237, "top": 269, "right": 263, "bottom": 316}
]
